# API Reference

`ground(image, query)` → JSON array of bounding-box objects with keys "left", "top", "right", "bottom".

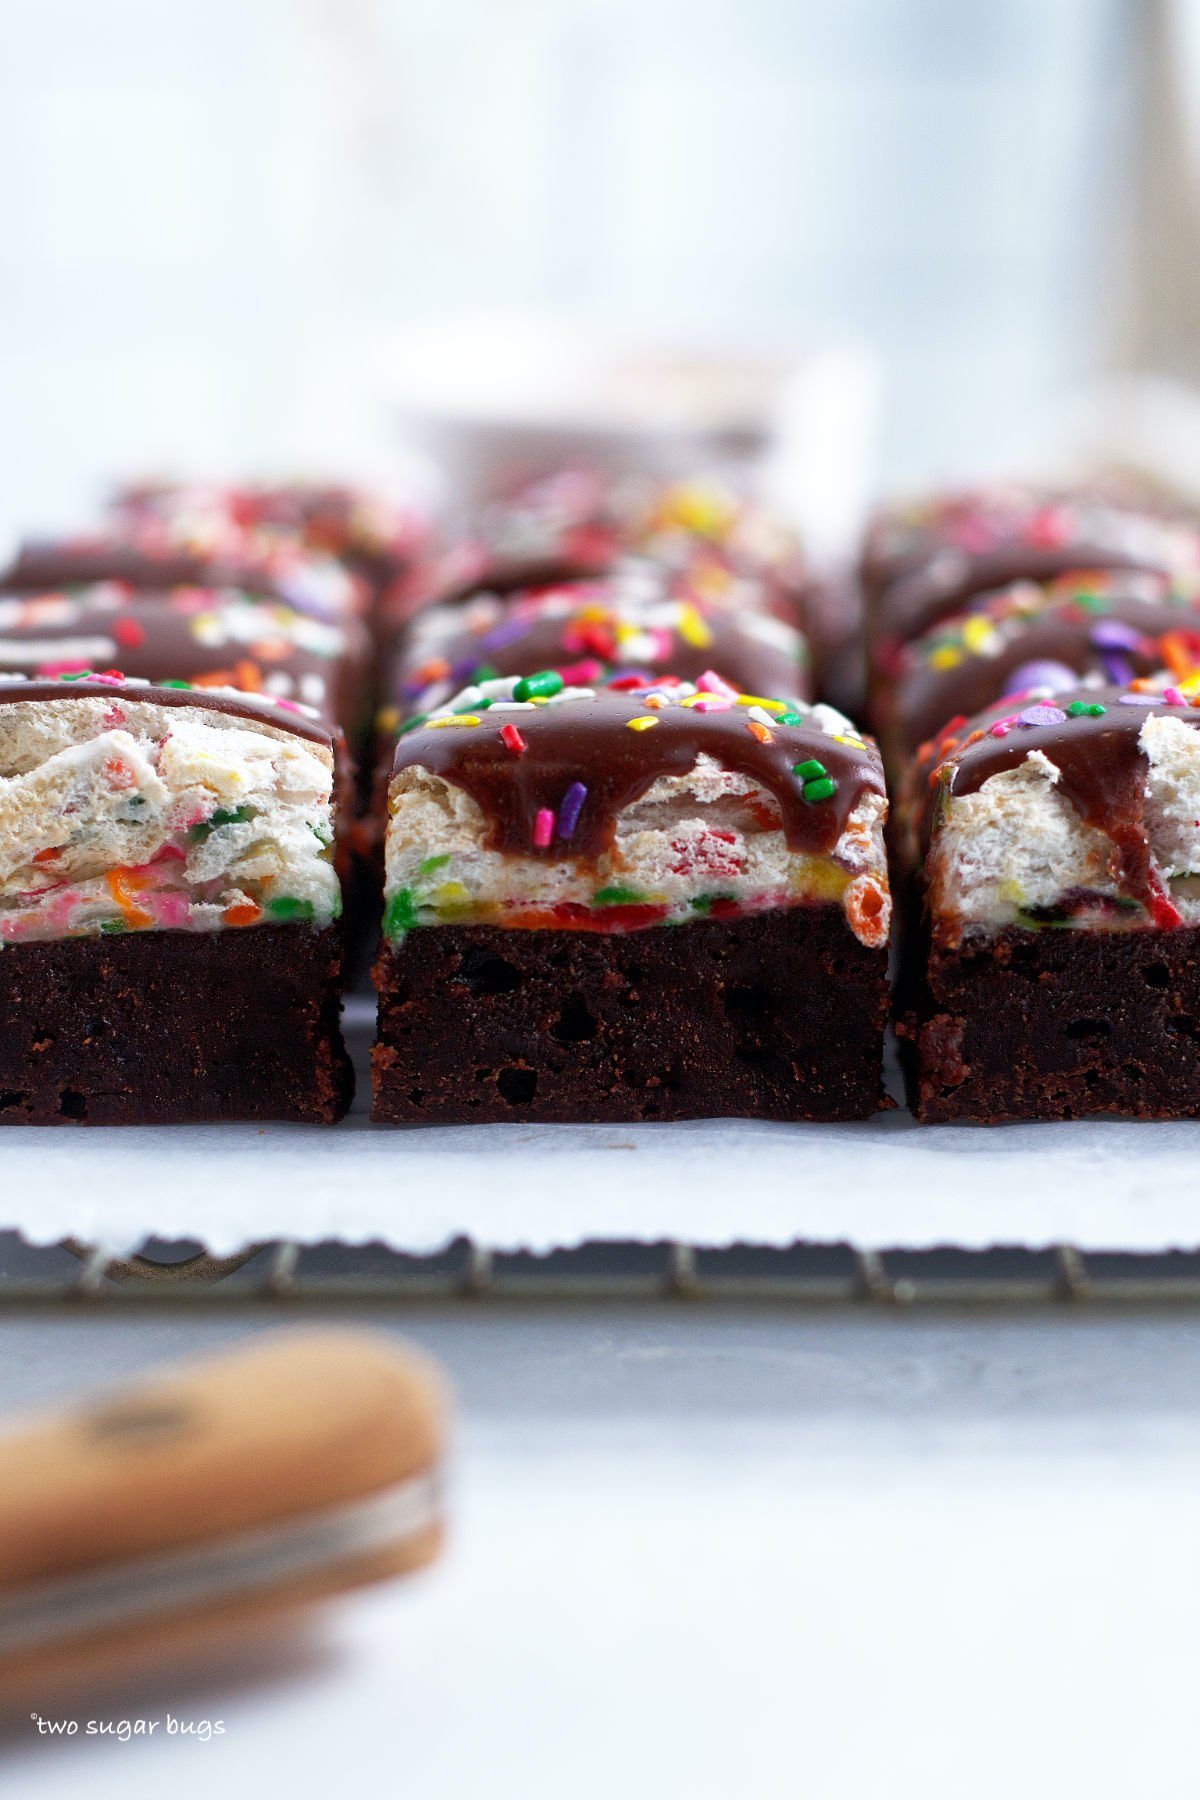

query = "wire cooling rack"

[{"left": 4, "top": 1233, "right": 1200, "bottom": 1306}]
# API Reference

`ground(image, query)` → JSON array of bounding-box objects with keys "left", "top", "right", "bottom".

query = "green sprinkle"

[
  {"left": 803, "top": 776, "right": 836, "bottom": 803},
  {"left": 189, "top": 803, "right": 253, "bottom": 844},
  {"left": 418, "top": 853, "right": 451, "bottom": 877},
  {"left": 310, "top": 821, "right": 333, "bottom": 846},
  {"left": 777, "top": 711, "right": 802, "bottom": 726},
  {"left": 793, "top": 758, "right": 827, "bottom": 781},
  {"left": 60, "top": 670, "right": 93, "bottom": 682},
  {"left": 396, "top": 712, "right": 429, "bottom": 737},
  {"left": 99, "top": 917, "right": 127, "bottom": 934},
  {"left": 160, "top": 678, "right": 192, "bottom": 689},
  {"left": 592, "top": 885, "right": 641, "bottom": 907},
  {"left": 383, "top": 887, "right": 419, "bottom": 937},
  {"left": 514, "top": 669, "right": 564, "bottom": 702},
  {"left": 471, "top": 664, "right": 500, "bottom": 684},
  {"left": 1067, "top": 701, "right": 1106, "bottom": 717},
  {"left": 266, "top": 896, "right": 315, "bottom": 922}
]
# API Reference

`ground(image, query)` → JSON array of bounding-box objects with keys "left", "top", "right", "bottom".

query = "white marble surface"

[{"left": 3, "top": 1305, "right": 1200, "bottom": 1799}]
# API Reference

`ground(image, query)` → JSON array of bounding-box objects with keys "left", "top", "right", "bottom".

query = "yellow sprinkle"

[
  {"left": 831, "top": 733, "right": 865, "bottom": 747},
  {"left": 426, "top": 713, "right": 480, "bottom": 728},
  {"left": 376, "top": 705, "right": 400, "bottom": 733},
  {"left": 734, "top": 694, "right": 785, "bottom": 714},
  {"left": 928, "top": 647, "right": 961, "bottom": 671},
  {"left": 961, "top": 616, "right": 993, "bottom": 653},
  {"left": 627, "top": 715, "right": 660, "bottom": 731},
  {"left": 677, "top": 605, "right": 714, "bottom": 649}
]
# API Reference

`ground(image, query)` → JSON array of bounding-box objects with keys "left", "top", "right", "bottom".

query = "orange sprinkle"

[
  {"left": 32, "top": 846, "right": 61, "bottom": 864},
  {"left": 223, "top": 901, "right": 261, "bottom": 928},
  {"left": 105, "top": 868, "right": 153, "bottom": 929},
  {"left": 845, "top": 876, "right": 889, "bottom": 950},
  {"left": 747, "top": 720, "right": 773, "bottom": 744}
]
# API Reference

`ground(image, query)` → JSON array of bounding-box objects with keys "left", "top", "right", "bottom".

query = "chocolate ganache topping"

[
  {"left": 393, "top": 683, "right": 883, "bottom": 862},
  {"left": 392, "top": 585, "right": 806, "bottom": 717},
  {"left": 920, "top": 684, "right": 1200, "bottom": 919},
  {"left": 893, "top": 573, "right": 1200, "bottom": 755}
]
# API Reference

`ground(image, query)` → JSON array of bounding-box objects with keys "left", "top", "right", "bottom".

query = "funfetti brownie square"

[
  {"left": 897, "top": 678, "right": 1200, "bottom": 1123},
  {"left": 372, "top": 672, "right": 890, "bottom": 1124}
]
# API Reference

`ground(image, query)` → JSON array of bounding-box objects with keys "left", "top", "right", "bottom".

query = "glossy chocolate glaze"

[
  {"left": 391, "top": 587, "right": 808, "bottom": 717},
  {"left": 893, "top": 588, "right": 1198, "bottom": 755},
  {"left": 0, "top": 585, "right": 365, "bottom": 730},
  {"left": 917, "top": 685, "right": 1200, "bottom": 914},
  {"left": 393, "top": 690, "right": 882, "bottom": 860},
  {"left": 0, "top": 677, "right": 332, "bottom": 746},
  {"left": 876, "top": 543, "right": 1164, "bottom": 654}
]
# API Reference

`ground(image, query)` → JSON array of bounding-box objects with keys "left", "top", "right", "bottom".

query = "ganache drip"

[{"left": 393, "top": 688, "right": 883, "bottom": 861}]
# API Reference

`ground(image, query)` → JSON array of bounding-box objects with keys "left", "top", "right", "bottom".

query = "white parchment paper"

[{"left": 0, "top": 999, "right": 1191, "bottom": 1257}]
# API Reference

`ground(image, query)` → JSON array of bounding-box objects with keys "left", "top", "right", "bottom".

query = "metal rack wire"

[{"left": 3, "top": 1233, "right": 1200, "bottom": 1306}]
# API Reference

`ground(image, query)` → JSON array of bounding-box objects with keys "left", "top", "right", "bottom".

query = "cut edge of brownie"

[
  {"left": 0, "top": 925, "right": 352, "bottom": 1124},
  {"left": 898, "top": 918, "right": 1200, "bottom": 1124},
  {"left": 371, "top": 906, "right": 889, "bottom": 1125}
]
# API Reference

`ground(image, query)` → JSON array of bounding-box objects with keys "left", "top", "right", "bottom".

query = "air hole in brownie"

[
  {"left": 1143, "top": 962, "right": 1170, "bottom": 989},
  {"left": 552, "top": 995, "right": 597, "bottom": 1043},
  {"left": 58, "top": 1089, "right": 87, "bottom": 1119},
  {"left": 1065, "top": 1019, "right": 1111, "bottom": 1040},
  {"left": 724, "top": 983, "right": 772, "bottom": 1022},
  {"left": 408, "top": 1088, "right": 425, "bottom": 1106},
  {"left": 0, "top": 1091, "right": 24, "bottom": 1112},
  {"left": 1168, "top": 1017, "right": 1200, "bottom": 1039},
  {"left": 497, "top": 1066, "right": 538, "bottom": 1105},
  {"left": 460, "top": 951, "right": 521, "bottom": 995}
]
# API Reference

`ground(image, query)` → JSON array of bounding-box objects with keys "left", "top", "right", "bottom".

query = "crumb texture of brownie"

[
  {"left": 902, "top": 923, "right": 1200, "bottom": 1123},
  {"left": 372, "top": 907, "right": 887, "bottom": 1125},
  {"left": 0, "top": 925, "right": 351, "bottom": 1124}
]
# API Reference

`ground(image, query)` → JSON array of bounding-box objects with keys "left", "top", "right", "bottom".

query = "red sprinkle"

[
  {"left": 500, "top": 723, "right": 527, "bottom": 755},
  {"left": 114, "top": 617, "right": 146, "bottom": 649}
]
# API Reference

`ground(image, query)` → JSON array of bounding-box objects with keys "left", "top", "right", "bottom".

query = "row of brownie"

[
  {"left": 0, "top": 472, "right": 842, "bottom": 1125},
  {"left": 861, "top": 480, "right": 1200, "bottom": 1123},
  {"left": 9, "top": 468, "right": 1200, "bottom": 1131}
]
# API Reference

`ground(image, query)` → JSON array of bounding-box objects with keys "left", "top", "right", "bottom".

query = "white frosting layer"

[{"left": 0, "top": 697, "right": 338, "bottom": 941}]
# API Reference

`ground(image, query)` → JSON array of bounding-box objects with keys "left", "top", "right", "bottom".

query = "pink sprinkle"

[
  {"left": 989, "top": 715, "right": 1018, "bottom": 738},
  {"left": 557, "top": 659, "right": 604, "bottom": 686},
  {"left": 691, "top": 698, "right": 732, "bottom": 712},
  {"left": 698, "top": 670, "right": 739, "bottom": 700},
  {"left": 1164, "top": 686, "right": 1186, "bottom": 705},
  {"left": 154, "top": 891, "right": 190, "bottom": 928},
  {"left": 533, "top": 808, "right": 555, "bottom": 849}
]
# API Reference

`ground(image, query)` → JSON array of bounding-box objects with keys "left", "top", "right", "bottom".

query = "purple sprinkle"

[
  {"left": 1004, "top": 660, "right": 1077, "bottom": 698},
  {"left": 1090, "top": 620, "right": 1143, "bottom": 652},
  {"left": 1118, "top": 693, "right": 1158, "bottom": 705},
  {"left": 1099, "top": 652, "right": 1133, "bottom": 685},
  {"left": 557, "top": 781, "right": 588, "bottom": 840},
  {"left": 450, "top": 654, "right": 482, "bottom": 683},
  {"left": 478, "top": 617, "right": 532, "bottom": 653},
  {"left": 1017, "top": 704, "right": 1067, "bottom": 728}
]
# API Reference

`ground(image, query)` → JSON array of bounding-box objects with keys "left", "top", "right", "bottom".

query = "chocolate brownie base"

[
  {"left": 372, "top": 907, "right": 888, "bottom": 1124},
  {"left": 900, "top": 923, "right": 1200, "bottom": 1123},
  {"left": 0, "top": 926, "right": 351, "bottom": 1124}
]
